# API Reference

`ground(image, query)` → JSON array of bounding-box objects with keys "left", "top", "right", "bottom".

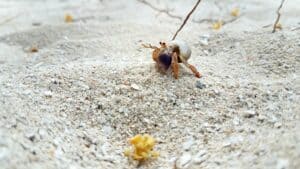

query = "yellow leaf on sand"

[
  {"left": 124, "top": 148, "right": 131, "bottom": 157},
  {"left": 212, "top": 21, "right": 223, "bottom": 30},
  {"left": 64, "top": 14, "right": 73, "bottom": 23},
  {"left": 231, "top": 8, "right": 240, "bottom": 17},
  {"left": 276, "top": 23, "right": 282, "bottom": 30},
  {"left": 124, "top": 134, "right": 159, "bottom": 161},
  {"left": 151, "top": 151, "right": 160, "bottom": 158}
]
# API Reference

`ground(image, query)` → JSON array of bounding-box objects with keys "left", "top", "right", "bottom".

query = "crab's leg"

[
  {"left": 171, "top": 52, "right": 179, "bottom": 79},
  {"left": 141, "top": 43, "right": 158, "bottom": 49},
  {"left": 180, "top": 58, "right": 201, "bottom": 78},
  {"left": 188, "top": 64, "right": 201, "bottom": 78}
]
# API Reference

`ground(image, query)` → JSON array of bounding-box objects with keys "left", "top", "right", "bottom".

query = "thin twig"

[
  {"left": 291, "top": 27, "right": 300, "bottom": 31},
  {"left": 73, "top": 16, "right": 96, "bottom": 22},
  {"left": 192, "top": 15, "right": 241, "bottom": 26},
  {"left": 262, "top": 24, "right": 272, "bottom": 28},
  {"left": 0, "top": 12, "right": 23, "bottom": 26},
  {"left": 141, "top": 43, "right": 158, "bottom": 49},
  {"left": 173, "top": 157, "right": 178, "bottom": 169},
  {"left": 223, "top": 17, "right": 240, "bottom": 25},
  {"left": 192, "top": 18, "right": 218, "bottom": 24},
  {"left": 171, "top": 0, "right": 202, "bottom": 40},
  {"left": 137, "top": 0, "right": 182, "bottom": 20},
  {"left": 272, "top": 0, "right": 285, "bottom": 33}
]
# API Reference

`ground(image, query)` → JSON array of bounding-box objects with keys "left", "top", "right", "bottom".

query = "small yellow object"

[
  {"left": 275, "top": 23, "right": 282, "bottom": 30},
  {"left": 64, "top": 14, "right": 73, "bottom": 23},
  {"left": 124, "top": 134, "right": 159, "bottom": 161},
  {"left": 231, "top": 8, "right": 240, "bottom": 17},
  {"left": 212, "top": 21, "right": 223, "bottom": 30}
]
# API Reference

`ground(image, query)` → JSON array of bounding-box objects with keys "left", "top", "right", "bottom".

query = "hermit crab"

[{"left": 143, "top": 40, "right": 201, "bottom": 79}]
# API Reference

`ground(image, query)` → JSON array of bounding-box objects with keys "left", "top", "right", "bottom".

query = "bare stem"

[
  {"left": 193, "top": 16, "right": 239, "bottom": 26},
  {"left": 0, "top": 12, "right": 23, "bottom": 26},
  {"left": 171, "top": 0, "right": 202, "bottom": 40},
  {"left": 137, "top": 0, "right": 182, "bottom": 20},
  {"left": 272, "top": 0, "right": 285, "bottom": 33},
  {"left": 192, "top": 18, "right": 217, "bottom": 24}
]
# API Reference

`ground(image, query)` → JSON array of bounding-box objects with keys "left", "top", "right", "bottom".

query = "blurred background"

[
  {"left": 0, "top": 0, "right": 299, "bottom": 34},
  {"left": 0, "top": 1, "right": 299, "bottom": 169}
]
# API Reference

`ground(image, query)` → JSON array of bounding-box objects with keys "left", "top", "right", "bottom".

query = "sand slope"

[{"left": 0, "top": 0, "right": 300, "bottom": 169}]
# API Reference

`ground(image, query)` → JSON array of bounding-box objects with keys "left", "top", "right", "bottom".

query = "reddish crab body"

[{"left": 143, "top": 40, "right": 201, "bottom": 79}]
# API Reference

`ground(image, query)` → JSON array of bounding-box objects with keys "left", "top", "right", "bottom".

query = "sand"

[{"left": 0, "top": 0, "right": 300, "bottom": 169}]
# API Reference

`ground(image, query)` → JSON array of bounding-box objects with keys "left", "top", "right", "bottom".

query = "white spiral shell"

[{"left": 168, "top": 40, "right": 191, "bottom": 61}]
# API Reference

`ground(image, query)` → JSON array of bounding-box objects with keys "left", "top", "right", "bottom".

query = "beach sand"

[{"left": 0, "top": 0, "right": 299, "bottom": 168}]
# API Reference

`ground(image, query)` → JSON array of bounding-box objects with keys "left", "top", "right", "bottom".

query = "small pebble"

[
  {"left": 203, "top": 50, "right": 209, "bottom": 55},
  {"left": 243, "top": 110, "right": 256, "bottom": 118},
  {"left": 96, "top": 104, "right": 103, "bottom": 110},
  {"left": 199, "top": 34, "right": 210, "bottom": 46},
  {"left": 38, "top": 129, "right": 47, "bottom": 139},
  {"left": 182, "top": 137, "right": 195, "bottom": 151},
  {"left": 258, "top": 114, "right": 267, "bottom": 122},
  {"left": 199, "top": 38, "right": 208, "bottom": 46},
  {"left": 25, "top": 133, "right": 36, "bottom": 142},
  {"left": 274, "top": 122, "right": 282, "bottom": 128},
  {"left": 23, "top": 89, "right": 32, "bottom": 95},
  {"left": 177, "top": 153, "right": 192, "bottom": 168},
  {"left": 130, "top": 83, "right": 140, "bottom": 90},
  {"left": 44, "top": 90, "right": 53, "bottom": 97},
  {"left": 32, "top": 22, "right": 42, "bottom": 26},
  {"left": 193, "top": 150, "right": 207, "bottom": 164},
  {"left": 196, "top": 81, "right": 206, "bottom": 89},
  {"left": 276, "top": 158, "right": 289, "bottom": 169},
  {"left": 28, "top": 135, "right": 35, "bottom": 142}
]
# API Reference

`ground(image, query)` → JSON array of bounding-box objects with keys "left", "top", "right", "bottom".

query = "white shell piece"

[{"left": 169, "top": 40, "right": 192, "bottom": 61}]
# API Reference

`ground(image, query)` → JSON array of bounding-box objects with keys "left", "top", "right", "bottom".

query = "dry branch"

[
  {"left": 192, "top": 18, "right": 218, "bottom": 24},
  {"left": 171, "top": 0, "right": 202, "bottom": 40},
  {"left": 272, "top": 0, "right": 285, "bottom": 33},
  {"left": 291, "top": 27, "right": 300, "bottom": 31},
  {"left": 193, "top": 15, "right": 240, "bottom": 26},
  {"left": 223, "top": 17, "right": 240, "bottom": 25},
  {"left": 262, "top": 24, "right": 272, "bottom": 28},
  {"left": 0, "top": 13, "right": 23, "bottom": 26},
  {"left": 137, "top": 0, "right": 182, "bottom": 20}
]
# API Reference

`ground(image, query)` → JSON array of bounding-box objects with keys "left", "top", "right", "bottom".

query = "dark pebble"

[{"left": 196, "top": 81, "right": 206, "bottom": 89}]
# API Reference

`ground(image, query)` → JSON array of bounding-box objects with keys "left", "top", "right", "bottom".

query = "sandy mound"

[{"left": 0, "top": 0, "right": 299, "bottom": 169}]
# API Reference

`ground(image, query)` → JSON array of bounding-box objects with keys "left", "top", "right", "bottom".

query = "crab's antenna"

[{"left": 141, "top": 43, "right": 158, "bottom": 49}]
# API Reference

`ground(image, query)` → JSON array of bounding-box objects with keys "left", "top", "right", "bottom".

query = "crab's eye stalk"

[{"left": 159, "top": 42, "right": 167, "bottom": 48}]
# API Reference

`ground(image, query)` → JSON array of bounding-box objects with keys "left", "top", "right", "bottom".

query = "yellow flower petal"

[
  {"left": 64, "top": 14, "right": 73, "bottom": 23},
  {"left": 130, "top": 134, "right": 142, "bottom": 145},
  {"left": 231, "top": 8, "right": 240, "bottom": 17},
  {"left": 125, "top": 134, "right": 159, "bottom": 161},
  {"left": 212, "top": 21, "right": 223, "bottom": 30},
  {"left": 133, "top": 154, "right": 143, "bottom": 160},
  {"left": 124, "top": 148, "right": 131, "bottom": 157},
  {"left": 276, "top": 23, "right": 282, "bottom": 30},
  {"left": 151, "top": 151, "right": 159, "bottom": 158}
]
